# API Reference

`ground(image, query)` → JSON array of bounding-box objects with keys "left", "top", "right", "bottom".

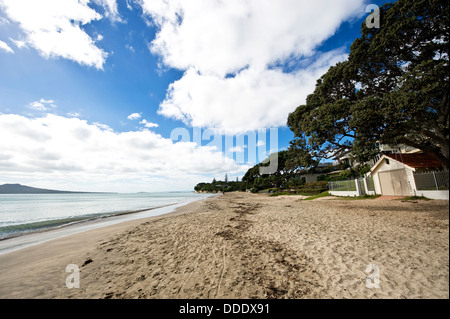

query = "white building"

[
  {"left": 369, "top": 153, "right": 448, "bottom": 200},
  {"left": 333, "top": 143, "right": 420, "bottom": 168}
]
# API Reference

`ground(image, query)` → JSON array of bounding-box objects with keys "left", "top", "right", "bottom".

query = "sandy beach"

[{"left": 0, "top": 192, "right": 448, "bottom": 299}]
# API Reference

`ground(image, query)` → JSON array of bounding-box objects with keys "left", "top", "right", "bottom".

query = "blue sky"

[{"left": 0, "top": 0, "right": 390, "bottom": 192}]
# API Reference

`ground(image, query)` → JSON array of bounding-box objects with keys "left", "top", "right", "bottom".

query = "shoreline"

[
  {"left": 0, "top": 194, "right": 215, "bottom": 256},
  {"left": 0, "top": 192, "right": 448, "bottom": 299},
  {"left": 0, "top": 203, "right": 178, "bottom": 242}
]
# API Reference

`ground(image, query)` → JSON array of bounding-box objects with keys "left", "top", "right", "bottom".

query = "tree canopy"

[{"left": 287, "top": 0, "right": 449, "bottom": 168}]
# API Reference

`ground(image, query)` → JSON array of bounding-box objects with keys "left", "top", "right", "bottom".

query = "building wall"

[
  {"left": 373, "top": 173, "right": 382, "bottom": 194},
  {"left": 371, "top": 158, "right": 416, "bottom": 196},
  {"left": 370, "top": 156, "right": 448, "bottom": 199},
  {"left": 336, "top": 144, "right": 421, "bottom": 169},
  {"left": 415, "top": 190, "right": 449, "bottom": 200}
]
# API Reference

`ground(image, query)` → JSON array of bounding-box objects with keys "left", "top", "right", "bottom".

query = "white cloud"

[
  {"left": 0, "top": 40, "right": 14, "bottom": 53},
  {"left": 127, "top": 113, "right": 141, "bottom": 120},
  {"left": 93, "top": 121, "right": 113, "bottom": 131},
  {"left": 229, "top": 146, "right": 245, "bottom": 153},
  {"left": 27, "top": 98, "right": 56, "bottom": 111},
  {"left": 141, "top": 0, "right": 364, "bottom": 133},
  {"left": 0, "top": 0, "right": 108, "bottom": 69},
  {"left": 158, "top": 49, "right": 348, "bottom": 134},
  {"left": 140, "top": 119, "right": 159, "bottom": 128},
  {"left": 0, "top": 16, "right": 9, "bottom": 25},
  {"left": 125, "top": 0, "right": 133, "bottom": 11},
  {"left": 143, "top": 0, "right": 363, "bottom": 76},
  {"left": 27, "top": 101, "right": 46, "bottom": 111},
  {"left": 92, "top": 0, "right": 122, "bottom": 23},
  {"left": 125, "top": 44, "right": 135, "bottom": 52},
  {"left": 40, "top": 98, "right": 55, "bottom": 104},
  {"left": 9, "top": 37, "right": 27, "bottom": 49},
  {"left": 0, "top": 114, "right": 244, "bottom": 192}
]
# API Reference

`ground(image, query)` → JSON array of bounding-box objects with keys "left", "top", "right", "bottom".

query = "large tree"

[
  {"left": 242, "top": 150, "right": 294, "bottom": 188},
  {"left": 287, "top": 0, "right": 449, "bottom": 168}
]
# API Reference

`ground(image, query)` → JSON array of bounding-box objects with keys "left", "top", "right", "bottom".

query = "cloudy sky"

[{"left": 0, "top": 0, "right": 388, "bottom": 192}]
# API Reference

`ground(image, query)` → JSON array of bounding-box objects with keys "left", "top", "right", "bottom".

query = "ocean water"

[{"left": 0, "top": 192, "right": 212, "bottom": 240}]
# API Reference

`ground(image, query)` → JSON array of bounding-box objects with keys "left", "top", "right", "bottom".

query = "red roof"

[{"left": 385, "top": 153, "right": 443, "bottom": 168}]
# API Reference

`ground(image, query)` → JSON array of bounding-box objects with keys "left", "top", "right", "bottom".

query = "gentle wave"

[
  {"left": 0, "top": 192, "right": 209, "bottom": 240},
  {"left": 0, "top": 206, "right": 172, "bottom": 240}
]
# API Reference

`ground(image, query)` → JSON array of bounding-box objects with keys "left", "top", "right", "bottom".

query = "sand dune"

[{"left": 0, "top": 193, "right": 448, "bottom": 299}]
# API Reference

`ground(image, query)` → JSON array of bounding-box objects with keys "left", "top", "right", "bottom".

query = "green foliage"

[
  {"left": 194, "top": 180, "right": 246, "bottom": 193},
  {"left": 287, "top": 0, "right": 449, "bottom": 168},
  {"left": 269, "top": 181, "right": 328, "bottom": 196},
  {"left": 356, "top": 164, "right": 371, "bottom": 177},
  {"left": 241, "top": 150, "right": 297, "bottom": 192},
  {"left": 327, "top": 170, "right": 353, "bottom": 181},
  {"left": 317, "top": 174, "right": 330, "bottom": 182},
  {"left": 196, "top": 150, "right": 326, "bottom": 193},
  {"left": 332, "top": 194, "right": 381, "bottom": 200}
]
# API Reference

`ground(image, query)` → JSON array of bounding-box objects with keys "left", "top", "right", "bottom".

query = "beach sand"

[{"left": 0, "top": 192, "right": 448, "bottom": 299}]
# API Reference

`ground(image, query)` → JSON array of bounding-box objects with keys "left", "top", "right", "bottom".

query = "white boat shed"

[{"left": 369, "top": 153, "right": 448, "bottom": 200}]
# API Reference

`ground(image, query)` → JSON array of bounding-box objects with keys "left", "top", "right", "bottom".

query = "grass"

[
  {"left": 331, "top": 194, "right": 381, "bottom": 200},
  {"left": 303, "top": 192, "right": 382, "bottom": 201},
  {"left": 269, "top": 191, "right": 326, "bottom": 197},
  {"left": 303, "top": 191, "right": 331, "bottom": 201},
  {"left": 270, "top": 191, "right": 307, "bottom": 197}
]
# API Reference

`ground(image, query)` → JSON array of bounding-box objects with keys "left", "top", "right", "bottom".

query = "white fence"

[
  {"left": 365, "top": 176, "right": 376, "bottom": 192},
  {"left": 328, "top": 180, "right": 357, "bottom": 192},
  {"left": 329, "top": 179, "right": 360, "bottom": 197},
  {"left": 329, "top": 171, "right": 449, "bottom": 200},
  {"left": 413, "top": 170, "right": 449, "bottom": 190},
  {"left": 328, "top": 176, "right": 376, "bottom": 197},
  {"left": 413, "top": 170, "right": 449, "bottom": 200}
]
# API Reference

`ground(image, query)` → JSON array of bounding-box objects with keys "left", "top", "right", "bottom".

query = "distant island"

[{"left": 0, "top": 183, "right": 107, "bottom": 194}]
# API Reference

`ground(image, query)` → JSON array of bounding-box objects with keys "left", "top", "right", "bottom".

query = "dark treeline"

[{"left": 194, "top": 151, "right": 330, "bottom": 194}]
